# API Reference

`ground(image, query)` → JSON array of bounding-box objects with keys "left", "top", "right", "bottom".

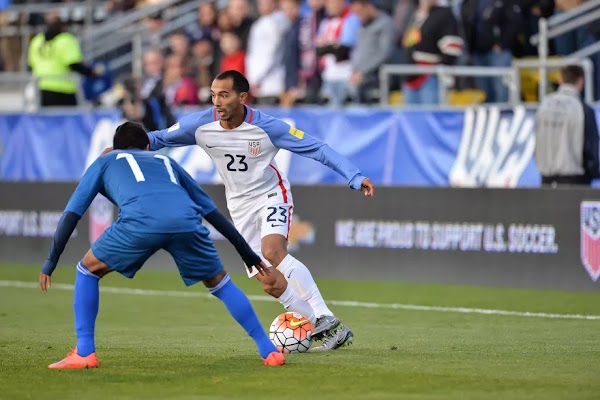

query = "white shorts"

[{"left": 234, "top": 201, "right": 294, "bottom": 277}]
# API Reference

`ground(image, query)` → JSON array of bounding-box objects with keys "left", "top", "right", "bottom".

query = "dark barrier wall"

[{"left": 1, "top": 183, "right": 599, "bottom": 292}]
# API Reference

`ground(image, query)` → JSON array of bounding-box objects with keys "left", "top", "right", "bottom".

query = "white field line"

[{"left": 2, "top": 280, "right": 600, "bottom": 321}]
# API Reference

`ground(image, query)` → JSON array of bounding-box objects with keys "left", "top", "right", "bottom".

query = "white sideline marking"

[{"left": 2, "top": 279, "right": 600, "bottom": 321}]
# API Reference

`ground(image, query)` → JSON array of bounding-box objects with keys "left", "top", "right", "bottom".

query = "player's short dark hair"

[
  {"left": 113, "top": 121, "right": 150, "bottom": 150},
  {"left": 560, "top": 65, "right": 584, "bottom": 85},
  {"left": 214, "top": 70, "right": 250, "bottom": 94}
]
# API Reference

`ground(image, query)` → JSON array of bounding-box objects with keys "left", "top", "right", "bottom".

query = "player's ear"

[
  {"left": 239, "top": 91, "right": 248, "bottom": 104},
  {"left": 145, "top": 144, "right": 150, "bottom": 151}
]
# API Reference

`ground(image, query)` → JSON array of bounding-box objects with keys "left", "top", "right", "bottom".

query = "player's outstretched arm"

[
  {"left": 40, "top": 158, "right": 105, "bottom": 292},
  {"left": 266, "top": 118, "right": 374, "bottom": 196},
  {"left": 147, "top": 110, "right": 212, "bottom": 150},
  {"left": 40, "top": 211, "right": 81, "bottom": 292},
  {"left": 204, "top": 210, "right": 269, "bottom": 276}
]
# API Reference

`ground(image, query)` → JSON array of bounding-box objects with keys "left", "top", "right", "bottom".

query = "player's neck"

[{"left": 220, "top": 106, "right": 247, "bottom": 130}]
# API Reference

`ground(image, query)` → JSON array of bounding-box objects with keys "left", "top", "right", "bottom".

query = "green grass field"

[{"left": 1, "top": 264, "right": 599, "bottom": 400}]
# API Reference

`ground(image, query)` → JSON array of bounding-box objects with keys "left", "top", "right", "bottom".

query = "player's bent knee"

[
  {"left": 203, "top": 270, "right": 227, "bottom": 289},
  {"left": 261, "top": 247, "right": 288, "bottom": 267},
  {"left": 82, "top": 250, "right": 111, "bottom": 278}
]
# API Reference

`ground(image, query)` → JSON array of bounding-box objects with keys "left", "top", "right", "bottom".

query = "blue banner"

[{"left": 0, "top": 106, "right": 553, "bottom": 186}]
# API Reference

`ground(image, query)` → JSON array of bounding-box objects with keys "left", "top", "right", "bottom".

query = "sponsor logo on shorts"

[{"left": 268, "top": 192, "right": 277, "bottom": 199}]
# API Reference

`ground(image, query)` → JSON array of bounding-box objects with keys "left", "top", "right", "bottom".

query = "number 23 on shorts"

[{"left": 263, "top": 205, "right": 292, "bottom": 230}]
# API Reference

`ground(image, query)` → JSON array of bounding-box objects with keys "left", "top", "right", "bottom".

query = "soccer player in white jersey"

[{"left": 147, "top": 70, "right": 375, "bottom": 351}]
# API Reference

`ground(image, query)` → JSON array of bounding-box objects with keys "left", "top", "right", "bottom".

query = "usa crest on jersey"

[
  {"left": 248, "top": 140, "right": 261, "bottom": 156},
  {"left": 581, "top": 201, "right": 600, "bottom": 282}
]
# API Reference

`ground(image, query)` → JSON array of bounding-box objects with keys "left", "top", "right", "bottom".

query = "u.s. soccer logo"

[
  {"left": 581, "top": 201, "right": 600, "bottom": 282},
  {"left": 248, "top": 140, "right": 261, "bottom": 156}
]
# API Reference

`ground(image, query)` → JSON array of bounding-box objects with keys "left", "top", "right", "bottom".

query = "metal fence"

[{"left": 378, "top": 58, "right": 594, "bottom": 107}]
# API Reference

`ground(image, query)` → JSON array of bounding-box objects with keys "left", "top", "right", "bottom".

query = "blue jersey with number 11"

[{"left": 65, "top": 149, "right": 217, "bottom": 233}]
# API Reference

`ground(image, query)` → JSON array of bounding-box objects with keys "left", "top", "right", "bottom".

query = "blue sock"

[
  {"left": 74, "top": 261, "right": 100, "bottom": 357},
  {"left": 210, "top": 274, "right": 277, "bottom": 358}
]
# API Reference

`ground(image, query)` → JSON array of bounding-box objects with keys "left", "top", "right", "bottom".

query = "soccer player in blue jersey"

[
  {"left": 39, "top": 121, "right": 285, "bottom": 368},
  {"left": 145, "top": 70, "right": 375, "bottom": 351}
]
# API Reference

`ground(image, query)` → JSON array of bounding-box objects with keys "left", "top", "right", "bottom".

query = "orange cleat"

[
  {"left": 48, "top": 348, "right": 99, "bottom": 369},
  {"left": 263, "top": 351, "right": 285, "bottom": 367}
]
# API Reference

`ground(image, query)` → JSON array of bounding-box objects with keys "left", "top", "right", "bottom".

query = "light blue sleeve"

[
  {"left": 171, "top": 159, "right": 217, "bottom": 216},
  {"left": 148, "top": 108, "right": 214, "bottom": 150},
  {"left": 64, "top": 157, "right": 106, "bottom": 216},
  {"left": 261, "top": 116, "right": 365, "bottom": 190},
  {"left": 339, "top": 14, "right": 361, "bottom": 47}
]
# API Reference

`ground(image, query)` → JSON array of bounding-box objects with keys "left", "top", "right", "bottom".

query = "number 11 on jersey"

[{"left": 117, "top": 153, "right": 178, "bottom": 184}]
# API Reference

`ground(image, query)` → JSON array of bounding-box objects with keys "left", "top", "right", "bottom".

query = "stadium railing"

[
  {"left": 531, "top": 0, "right": 600, "bottom": 100},
  {"left": 378, "top": 58, "right": 594, "bottom": 107},
  {"left": 0, "top": 0, "right": 200, "bottom": 75},
  {"left": 0, "top": 72, "right": 86, "bottom": 112}
]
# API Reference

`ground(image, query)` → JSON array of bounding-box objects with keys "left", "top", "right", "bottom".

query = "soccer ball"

[{"left": 269, "top": 312, "right": 313, "bottom": 353}]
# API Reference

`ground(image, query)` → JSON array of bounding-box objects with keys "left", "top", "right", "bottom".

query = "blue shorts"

[{"left": 91, "top": 223, "right": 223, "bottom": 286}]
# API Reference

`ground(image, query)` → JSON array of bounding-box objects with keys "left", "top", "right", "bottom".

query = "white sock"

[
  {"left": 277, "top": 254, "right": 333, "bottom": 318},
  {"left": 277, "top": 284, "right": 316, "bottom": 325}
]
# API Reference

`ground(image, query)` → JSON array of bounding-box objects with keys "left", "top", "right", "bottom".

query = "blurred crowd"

[{"left": 1, "top": 0, "right": 599, "bottom": 109}]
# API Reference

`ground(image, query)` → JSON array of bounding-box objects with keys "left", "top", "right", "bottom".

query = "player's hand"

[
  {"left": 361, "top": 178, "right": 375, "bottom": 197},
  {"left": 39, "top": 272, "right": 51, "bottom": 293},
  {"left": 251, "top": 261, "right": 271, "bottom": 276},
  {"left": 101, "top": 147, "right": 113, "bottom": 156}
]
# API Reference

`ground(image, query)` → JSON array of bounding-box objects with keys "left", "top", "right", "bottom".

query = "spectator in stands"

[
  {"left": 245, "top": 0, "right": 289, "bottom": 104},
  {"left": 401, "top": 0, "right": 463, "bottom": 105},
  {"left": 280, "top": 0, "right": 302, "bottom": 107},
  {"left": 461, "top": 0, "right": 524, "bottom": 103},
  {"left": 391, "top": 0, "right": 416, "bottom": 64},
  {"left": 519, "top": 0, "right": 555, "bottom": 57},
  {"left": 227, "top": 0, "right": 256, "bottom": 50},
  {"left": 0, "top": 5, "right": 21, "bottom": 72},
  {"left": 299, "top": 0, "right": 326, "bottom": 103},
  {"left": 162, "top": 54, "right": 200, "bottom": 106},
  {"left": 219, "top": 31, "right": 245, "bottom": 74},
  {"left": 217, "top": 8, "right": 235, "bottom": 33},
  {"left": 349, "top": 0, "right": 394, "bottom": 104},
  {"left": 166, "top": 30, "right": 192, "bottom": 65},
  {"left": 106, "top": 0, "right": 136, "bottom": 15},
  {"left": 140, "top": 48, "right": 163, "bottom": 100},
  {"left": 316, "top": 0, "right": 362, "bottom": 106},
  {"left": 191, "top": 37, "right": 216, "bottom": 104},
  {"left": 142, "top": 11, "right": 164, "bottom": 49},
  {"left": 28, "top": 10, "right": 97, "bottom": 106},
  {"left": 186, "top": 1, "right": 220, "bottom": 46},
  {"left": 118, "top": 76, "right": 175, "bottom": 132},
  {"left": 553, "top": 0, "right": 587, "bottom": 56},
  {"left": 535, "top": 65, "right": 599, "bottom": 186}
]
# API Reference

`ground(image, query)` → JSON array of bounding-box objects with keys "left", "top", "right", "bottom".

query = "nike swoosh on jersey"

[
  {"left": 289, "top": 319, "right": 308, "bottom": 327},
  {"left": 271, "top": 224, "right": 285, "bottom": 227},
  {"left": 205, "top": 144, "right": 220, "bottom": 148}
]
